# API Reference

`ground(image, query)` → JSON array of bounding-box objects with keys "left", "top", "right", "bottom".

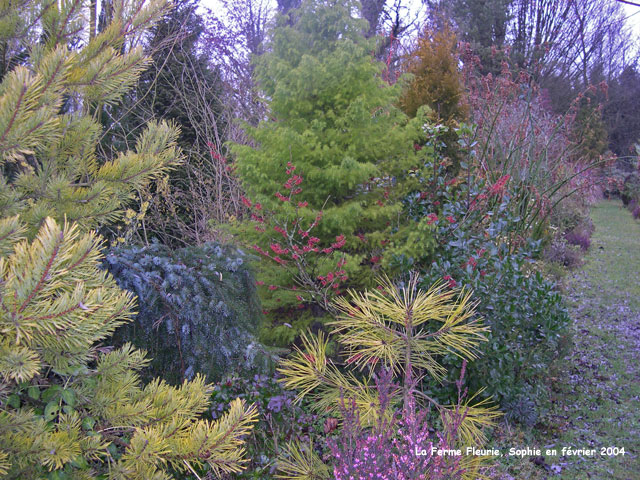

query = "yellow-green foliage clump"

[
  {"left": 0, "top": 218, "right": 258, "bottom": 478},
  {"left": 277, "top": 275, "right": 501, "bottom": 479}
]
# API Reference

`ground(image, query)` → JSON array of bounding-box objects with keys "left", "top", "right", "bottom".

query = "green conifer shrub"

[
  {"left": 105, "top": 242, "right": 276, "bottom": 383},
  {"left": 570, "top": 89, "right": 609, "bottom": 163},
  {"left": 230, "top": 0, "right": 428, "bottom": 345}
]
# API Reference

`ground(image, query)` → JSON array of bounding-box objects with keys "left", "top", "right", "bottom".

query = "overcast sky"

[
  {"left": 623, "top": 3, "right": 640, "bottom": 36},
  {"left": 201, "top": 0, "right": 640, "bottom": 34}
]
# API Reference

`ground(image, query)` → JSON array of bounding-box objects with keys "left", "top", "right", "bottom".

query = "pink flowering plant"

[{"left": 327, "top": 367, "right": 483, "bottom": 480}]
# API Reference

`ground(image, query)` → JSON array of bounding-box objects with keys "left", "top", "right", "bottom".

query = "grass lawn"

[{"left": 491, "top": 201, "right": 640, "bottom": 479}]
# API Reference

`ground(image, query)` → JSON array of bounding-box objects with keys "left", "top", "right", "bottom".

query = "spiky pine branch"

[
  {"left": 0, "top": 0, "right": 181, "bottom": 238},
  {"left": 277, "top": 274, "right": 501, "bottom": 479},
  {"left": 0, "top": 218, "right": 258, "bottom": 478}
]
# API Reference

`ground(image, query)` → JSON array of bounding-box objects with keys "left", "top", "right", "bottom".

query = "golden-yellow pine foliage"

[
  {"left": 277, "top": 275, "right": 501, "bottom": 479},
  {"left": 0, "top": 0, "right": 258, "bottom": 476},
  {"left": 0, "top": 0, "right": 182, "bottom": 238},
  {"left": 0, "top": 217, "right": 259, "bottom": 478}
]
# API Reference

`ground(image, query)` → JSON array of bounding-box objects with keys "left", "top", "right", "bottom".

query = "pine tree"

[
  {"left": 230, "top": 0, "right": 427, "bottom": 344},
  {"left": 0, "top": 0, "right": 180, "bottom": 238},
  {"left": 276, "top": 275, "right": 500, "bottom": 479},
  {"left": 0, "top": 0, "right": 258, "bottom": 476},
  {"left": 0, "top": 218, "right": 258, "bottom": 478}
]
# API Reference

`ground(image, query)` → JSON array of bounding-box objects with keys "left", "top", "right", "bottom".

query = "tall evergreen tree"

[
  {"left": 0, "top": 0, "right": 257, "bottom": 476},
  {"left": 428, "top": 0, "right": 512, "bottom": 73},
  {"left": 105, "top": 0, "right": 226, "bottom": 153},
  {"left": 604, "top": 66, "right": 640, "bottom": 157},
  {"left": 230, "top": 0, "right": 427, "bottom": 345},
  {"left": 401, "top": 25, "right": 467, "bottom": 121}
]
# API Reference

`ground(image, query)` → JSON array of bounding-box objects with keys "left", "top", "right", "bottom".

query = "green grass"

[
  {"left": 576, "top": 201, "right": 640, "bottom": 309},
  {"left": 492, "top": 201, "right": 640, "bottom": 479}
]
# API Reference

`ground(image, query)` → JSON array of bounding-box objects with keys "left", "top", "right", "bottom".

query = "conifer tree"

[
  {"left": 571, "top": 92, "right": 608, "bottom": 162},
  {"left": 231, "top": 0, "right": 427, "bottom": 343},
  {"left": 427, "top": 0, "right": 512, "bottom": 75},
  {"left": 0, "top": 0, "right": 258, "bottom": 476},
  {"left": 401, "top": 24, "right": 467, "bottom": 122},
  {"left": 400, "top": 24, "right": 468, "bottom": 169},
  {"left": 101, "top": 0, "right": 234, "bottom": 246},
  {"left": 0, "top": 0, "right": 180, "bottom": 238},
  {"left": 105, "top": 0, "right": 226, "bottom": 154}
]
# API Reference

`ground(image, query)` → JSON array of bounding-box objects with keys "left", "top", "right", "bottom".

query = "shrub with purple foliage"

[{"left": 564, "top": 229, "right": 591, "bottom": 250}]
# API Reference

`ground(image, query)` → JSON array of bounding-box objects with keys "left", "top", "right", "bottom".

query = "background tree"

[
  {"left": 102, "top": 0, "right": 244, "bottom": 246},
  {"left": 201, "top": 0, "right": 272, "bottom": 131},
  {"left": 427, "top": 0, "right": 512, "bottom": 74},
  {"left": 361, "top": 0, "right": 387, "bottom": 37},
  {"left": 277, "top": 0, "right": 302, "bottom": 16},
  {"left": 361, "top": 0, "right": 423, "bottom": 82},
  {"left": 400, "top": 23, "right": 468, "bottom": 169},
  {"left": 510, "top": 0, "right": 572, "bottom": 74},
  {"left": 604, "top": 66, "right": 640, "bottom": 158},
  {"left": 116, "top": 0, "right": 226, "bottom": 151},
  {"left": 559, "top": 0, "right": 633, "bottom": 88}
]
